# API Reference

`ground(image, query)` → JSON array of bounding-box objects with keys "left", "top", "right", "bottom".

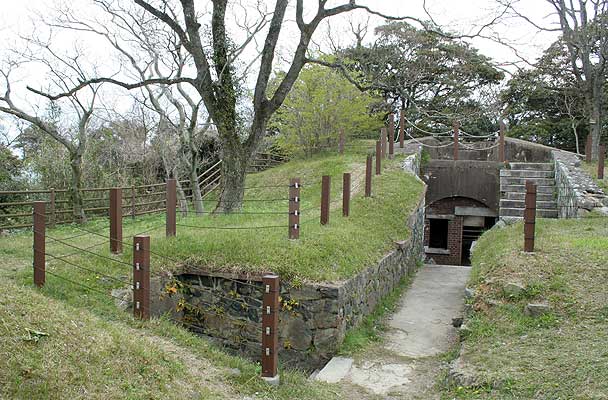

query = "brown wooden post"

[
  {"left": 261, "top": 274, "right": 280, "bottom": 383},
  {"left": 288, "top": 178, "right": 300, "bottom": 239},
  {"left": 365, "top": 155, "right": 372, "bottom": 197},
  {"left": 399, "top": 109, "right": 405, "bottom": 148},
  {"left": 133, "top": 235, "right": 150, "bottom": 320},
  {"left": 33, "top": 201, "right": 45, "bottom": 288},
  {"left": 499, "top": 121, "right": 506, "bottom": 163},
  {"left": 388, "top": 114, "right": 395, "bottom": 159},
  {"left": 166, "top": 179, "right": 177, "bottom": 237},
  {"left": 342, "top": 173, "right": 351, "bottom": 217},
  {"left": 131, "top": 185, "right": 136, "bottom": 220},
  {"left": 453, "top": 121, "right": 460, "bottom": 161},
  {"left": 320, "top": 175, "right": 330, "bottom": 225},
  {"left": 586, "top": 135, "right": 593, "bottom": 162},
  {"left": 338, "top": 129, "right": 345, "bottom": 155},
  {"left": 375, "top": 141, "right": 382, "bottom": 175},
  {"left": 381, "top": 128, "right": 388, "bottom": 159},
  {"left": 109, "top": 188, "right": 123, "bottom": 254},
  {"left": 49, "top": 188, "right": 56, "bottom": 229},
  {"left": 599, "top": 145, "right": 605, "bottom": 180},
  {"left": 524, "top": 181, "right": 537, "bottom": 253}
]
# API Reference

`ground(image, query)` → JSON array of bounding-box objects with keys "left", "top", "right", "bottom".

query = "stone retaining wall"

[
  {"left": 552, "top": 150, "right": 607, "bottom": 217},
  {"left": 155, "top": 175, "right": 426, "bottom": 370}
]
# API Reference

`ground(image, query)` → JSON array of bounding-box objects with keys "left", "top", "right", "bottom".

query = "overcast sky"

[{"left": 0, "top": 0, "right": 561, "bottom": 139}]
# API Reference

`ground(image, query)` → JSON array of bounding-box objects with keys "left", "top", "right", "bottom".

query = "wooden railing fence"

[{"left": 1, "top": 152, "right": 288, "bottom": 230}]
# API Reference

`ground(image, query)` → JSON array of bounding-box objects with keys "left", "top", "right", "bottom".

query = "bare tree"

[
  {"left": 497, "top": 0, "right": 608, "bottom": 159},
  {"left": 0, "top": 51, "right": 101, "bottom": 222},
  {"left": 562, "top": 90, "right": 584, "bottom": 154},
  {"left": 28, "top": 0, "right": 464, "bottom": 213},
  {"left": 49, "top": 2, "right": 214, "bottom": 214}
]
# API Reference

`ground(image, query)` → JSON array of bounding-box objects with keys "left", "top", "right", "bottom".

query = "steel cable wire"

[
  {"left": 175, "top": 223, "right": 287, "bottom": 230},
  {"left": 44, "top": 270, "right": 130, "bottom": 302},
  {"left": 34, "top": 228, "right": 132, "bottom": 269},
  {"left": 45, "top": 253, "right": 132, "bottom": 286},
  {"left": 405, "top": 132, "right": 454, "bottom": 148},
  {"left": 50, "top": 240, "right": 109, "bottom": 259}
]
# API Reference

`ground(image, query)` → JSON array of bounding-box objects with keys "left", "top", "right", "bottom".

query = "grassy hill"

[
  {"left": 159, "top": 150, "right": 423, "bottom": 282},
  {"left": 446, "top": 217, "right": 608, "bottom": 399}
]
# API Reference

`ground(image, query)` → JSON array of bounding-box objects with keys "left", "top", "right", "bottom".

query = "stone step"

[
  {"left": 500, "top": 169, "right": 555, "bottom": 178},
  {"left": 500, "top": 177, "right": 556, "bottom": 186},
  {"left": 313, "top": 357, "right": 353, "bottom": 383},
  {"left": 499, "top": 208, "right": 558, "bottom": 218},
  {"left": 508, "top": 162, "right": 554, "bottom": 171},
  {"left": 501, "top": 185, "right": 555, "bottom": 194},
  {"left": 504, "top": 191, "right": 555, "bottom": 201},
  {"left": 500, "top": 199, "right": 557, "bottom": 209}
]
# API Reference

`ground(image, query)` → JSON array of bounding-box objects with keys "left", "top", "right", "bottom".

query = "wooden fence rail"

[{"left": 1, "top": 152, "right": 288, "bottom": 231}]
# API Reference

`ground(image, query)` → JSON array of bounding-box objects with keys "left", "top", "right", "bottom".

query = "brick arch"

[
  {"left": 427, "top": 196, "right": 489, "bottom": 212},
  {"left": 424, "top": 196, "right": 496, "bottom": 266}
]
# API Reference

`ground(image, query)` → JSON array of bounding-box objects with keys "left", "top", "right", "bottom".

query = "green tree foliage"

[
  {"left": 16, "top": 117, "right": 163, "bottom": 191},
  {"left": 270, "top": 64, "right": 383, "bottom": 157},
  {"left": 0, "top": 144, "right": 22, "bottom": 189},
  {"left": 502, "top": 39, "right": 607, "bottom": 153},
  {"left": 338, "top": 22, "right": 503, "bottom": 133},
  {"left": 0, "top": 144, "right": 25, "bottom": 213}
]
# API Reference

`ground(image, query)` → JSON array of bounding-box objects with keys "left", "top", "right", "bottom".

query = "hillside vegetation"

[
  {"left": 161, "top": 149, "right": 423, "bottom": 282},
  {"left": 447, "top": 217, "right": 608, "bottom": 399}
]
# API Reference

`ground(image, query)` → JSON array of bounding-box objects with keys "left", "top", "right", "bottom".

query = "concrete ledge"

[
  {"left": 426, "top": 213, "right": 454, "bottom": 220},
  {"left": 455, "top": 206, "right": 497, "bottom": 217},
  {"left": 425, "top": 246, "right": 450, "bottom": 255}
]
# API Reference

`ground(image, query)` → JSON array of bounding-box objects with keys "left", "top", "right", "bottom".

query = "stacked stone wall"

[
  {"left": 552, "top": 150, "right": 607, "bottom": 217},
  {"left": 154, "top": 166, "right": 426, "bottom": 370}
]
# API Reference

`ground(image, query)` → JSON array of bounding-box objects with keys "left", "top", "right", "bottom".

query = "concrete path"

[{"left": 315, "top": 264, "right": 470, "bottom": 398}]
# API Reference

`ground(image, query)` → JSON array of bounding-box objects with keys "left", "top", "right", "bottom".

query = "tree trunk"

[
  {"left": 215, "top": 138, "right": 249, "bottom": 213},
  {"left": 176, "top": 179, "right": 188, "bottom": 215},
  {"left": 190, "top": 151, "right": 204, "bottom": 215},
  {"left": 589, "top": 79, "right": 603, "bottom": 160},
  {"left": 69, "top": 152, "right": 86, "bottom": 223},
  {"left": 572, "top": 122, "right": 580, "bottom": 155}
]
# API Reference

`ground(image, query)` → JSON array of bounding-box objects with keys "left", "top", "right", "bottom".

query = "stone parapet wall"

[
  {"left": 552, "top": 150, "right": 607, "bottom": 217},
  {"left": 401, "top": 145, "right": 422, "bottom": 177},
  {"left": 155, "top": 167, "right": 427, "bottom": 370}
]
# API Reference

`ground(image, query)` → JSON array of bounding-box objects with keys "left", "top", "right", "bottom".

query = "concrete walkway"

[{"left": 315, "top": 264, "right": 470, "bottom": 398}]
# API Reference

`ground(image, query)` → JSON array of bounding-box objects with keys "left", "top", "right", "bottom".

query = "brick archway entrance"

[{"left": 424, "top": 197, "right": 497, "bottom": 265}]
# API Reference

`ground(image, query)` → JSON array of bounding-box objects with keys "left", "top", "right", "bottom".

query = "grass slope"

[
  {"left": 0, "top": 279, "right": 231, "bottom": 400},
  {"left": 446, "top": 217, "right": 608, "bottom": 399}
]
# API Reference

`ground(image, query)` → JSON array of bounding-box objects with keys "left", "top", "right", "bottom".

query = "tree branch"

[{"left": 26, "top": 76, "right": 195, "bottom": 101}]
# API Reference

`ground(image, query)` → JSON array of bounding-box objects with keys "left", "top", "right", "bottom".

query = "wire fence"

[{"left": 32, "top": 206, "right": 283, "bottom": 378}]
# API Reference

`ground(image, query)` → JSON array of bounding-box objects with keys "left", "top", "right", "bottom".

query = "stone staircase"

[{"left": 499, "top": 163, "right": 558, "bottom": 218}]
